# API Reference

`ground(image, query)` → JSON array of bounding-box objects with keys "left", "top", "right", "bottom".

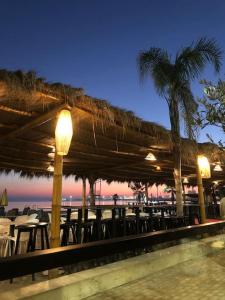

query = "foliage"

[
  {"left": 128, "top": 182, "right": 148, "bottom": 201},
  {"left": 197, "top": 80, "right": 225, "bottom": 140}
]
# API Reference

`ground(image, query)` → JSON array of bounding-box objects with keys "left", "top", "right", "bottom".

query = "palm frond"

[
  {"left": 175, "top": 37, "right": 222, "bottom": 80},
  {"left": 138, "top": 48, "right": 172, "bottom": 95},
  {"left": 177, "top": 82, "right": 199, "bottom": 140}
]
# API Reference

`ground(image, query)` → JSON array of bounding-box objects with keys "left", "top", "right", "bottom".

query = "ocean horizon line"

[{"left": 8, "top": 195, "right": 135, "bottom": 202}]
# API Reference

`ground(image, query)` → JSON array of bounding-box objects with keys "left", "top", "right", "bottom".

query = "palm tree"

[{"left": 138, "top": 38, "right": 222, "bottom": 216}]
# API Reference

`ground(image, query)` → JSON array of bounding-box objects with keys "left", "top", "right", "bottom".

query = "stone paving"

[{"left": 86, "top": 251, "right": 225, "bottom": 300}]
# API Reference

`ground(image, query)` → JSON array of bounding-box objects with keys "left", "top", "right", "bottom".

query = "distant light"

[
  {"left": 183, "top": 177, "right": 189, "bottom": 184},
  {"left": 213, "top": 181, "right": 219, "bottom": 186},
  {"left": 214, "top": 164, "right": 223, "bottom": 172},
  {"left": 145, "top": 152, "right": 157, "bottom": 161},
  {"left": 156, "top": 166, "right": 161, "bottom": 171},
  {"left": 197, "top": 155, "right": 211, "bottom": 178},
  {"left": 47, "top": 165, "right": 54, "bottom": 172}
]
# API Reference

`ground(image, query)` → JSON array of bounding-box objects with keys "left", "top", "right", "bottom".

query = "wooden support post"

[
  {"left": 50, "top": 154, "right": 63, "bottom": 248},
  {"left": 122, "top": 208, "right": 126, "bottom": 236},
  {"left": 82, "top": 176, "right": 87, "bottom": 220},
  {"left": 112, "top": 208, "right": 116, "bottom": 238},
  {"left": 96, "top": 209, "right": 102, "bottom": 240},
  {"left": 89, "top": 177, "right": 95, "bottom": 207},
  {"left": 135, "top": 207, "right": 140, "bottom": 234},
  {"left": 182, "top": 183, "right": 186, "bottom": 204},
  {"left": 77, "top": 209, "right": 82, "bottom": 244},
  {"left": 196, "top": 162, "right": 206, "bottom": 224},
  {"left": 145, "top": 183, "right": 149, "bottom": 202}
]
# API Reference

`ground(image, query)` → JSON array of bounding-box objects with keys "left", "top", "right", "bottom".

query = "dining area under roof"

[{"left": 0, "top": 70, "right": 224, "bottom": 253}]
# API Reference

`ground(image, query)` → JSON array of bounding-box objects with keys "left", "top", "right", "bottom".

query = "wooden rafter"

[
  {"left": 0, "top": 103, "right": 70, "bottom": 143},
  {"left": 0, "top": 104, "right": 33, "bottom": 116}
]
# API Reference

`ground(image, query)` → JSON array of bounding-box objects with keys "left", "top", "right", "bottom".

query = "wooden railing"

[{"left": 0, "top": 221, "right": 225, "bottom": 281}]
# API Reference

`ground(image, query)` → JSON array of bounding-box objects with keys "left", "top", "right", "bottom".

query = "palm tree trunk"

[{"left": 169, "top": 99, "right": 183, "bottom": 217}]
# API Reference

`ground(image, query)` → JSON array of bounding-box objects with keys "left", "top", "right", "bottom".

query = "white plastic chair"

[
  {"left": 14, "top": 215, "right": 30, "bottom": 225},
  {"left": 0, "top": 223, "right": 15, "bottom": 257},
  {"left": 102, "top": 210, "right": 112, "bottom": 220},
  {"left": 0, "top": 217, "right": 12, "bottom": 225},
  {"left": 126, "top": 208, "right": 136, "bottom": 217},
  {"left": 140, "top": 212, "right": 149, "bottom": 217},
  {"left": 88, "top": 210, "right": 96, "bottom": 220}
]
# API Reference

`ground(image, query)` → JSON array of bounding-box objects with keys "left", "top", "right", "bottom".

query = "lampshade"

[
  {"left": 214, "top": 164, "right": 223, "bottom": 172},
  {"left": 47, "top": 165, "right": 54, "bottom": 172},
  {"left": 48, "top": 152, "right": 55, "bottom": 159},
  {"left": 183, "top": 177, "right": 189, "bottom": 184},
  {"left": 197, "top": 155, "right": 211, "bottom": 178},
  {"left": 55, "top": 110, "right": 73, "bottom": 156},
  {"left": 145, "top": 152, "right": 156, "bottom": 161}
]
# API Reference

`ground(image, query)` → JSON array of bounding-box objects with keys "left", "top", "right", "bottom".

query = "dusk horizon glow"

[{"left": 1, "top": 173, "right": 167, "bottom": 200}]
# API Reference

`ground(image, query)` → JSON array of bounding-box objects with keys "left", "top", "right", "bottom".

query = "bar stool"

[
  {"left": 11, "top": 224, "right": 36, "bottom": 283},
  {"left": 60, "top": 222, "right": 76, "bottom": 246},
  {"left": 32, "top": 222, "right": 50, "bottom": 250},
  {"left": 14, "top": 224, "right": 37, "bottom": 255}
]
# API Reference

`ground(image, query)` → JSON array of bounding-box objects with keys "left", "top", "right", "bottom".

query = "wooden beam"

[
  {"left": 98, "top": 172, "right": 174, "bottom": 182},
  {"left": 98, "top": 169, "right": 173, "bottom": 178},
  {"left": 0, "top": 103, "right": 70, "bottom": 142},
  {"left": 0, "top": 161, "right": 46, "bottom": 171},
  {"left": 0, "top": 104, "right": 33, "bottom": 116},
  {"left": 0, "top": 153, "right": 49, "bottom": 165}
]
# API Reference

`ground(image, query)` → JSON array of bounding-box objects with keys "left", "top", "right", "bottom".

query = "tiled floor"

[{"left": 86, "top": 251, "right": 225, "bottom": 300}]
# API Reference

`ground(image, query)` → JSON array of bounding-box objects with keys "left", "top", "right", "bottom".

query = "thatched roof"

[{"left": 0, "top": 69, "right": 224, "bottom": 186}]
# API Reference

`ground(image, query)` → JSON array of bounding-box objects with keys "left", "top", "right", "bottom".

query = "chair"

[
  {"left": 39, "top": 211, "right": 49, "bottom": 222},
  {"left": 126, "top": 208, "right": 136, "bottom": 217},
  {"left": 14, "top": 215, "right": 30, "bottom": 225},
  {"left": 27, "top": 213, "right": 39, "bottom": 222},
  {"left": 102, "top": 210, "right": 111, "bottom": 220},
  {"left": 22, "top": 207, "right": 30, "bottom": 215},
  {"left": 0, "top": 222, "right": 15, "bottom": 257},
  {"left": 71, "top": 211, "right": 78, "bottom": 220},
  {"left": 28, "top": 209, "right": 38, "bottom": 215},
  {"left": 6, "top": 208, "right": 19, "bottom": 218},
  {"left": 0, "top": 217, "right": 12, "bottom": 225},
  {"left": 88, "top": 210, "right": 96, "bottom": 220},
  {"left": 0, "top": 207, "right": 5, "bottom": 216}
]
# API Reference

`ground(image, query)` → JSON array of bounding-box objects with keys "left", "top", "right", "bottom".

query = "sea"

[{"left": 6, "top": 196, "right": 136, "bottom": 211}]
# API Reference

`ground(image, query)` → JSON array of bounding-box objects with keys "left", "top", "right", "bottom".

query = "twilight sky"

[{"left": 0, "top": 0, "right": 224, "bottom": 200}]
